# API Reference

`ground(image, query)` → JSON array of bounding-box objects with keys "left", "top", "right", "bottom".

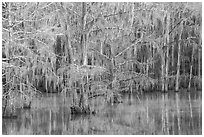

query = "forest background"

[{"left": 1, "top": 2, "right": 202, "bottom": 115}]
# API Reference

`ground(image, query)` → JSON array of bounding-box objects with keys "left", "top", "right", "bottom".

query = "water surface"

[{"left": 2, "top": 91, "right": 202, "bottom": 135}]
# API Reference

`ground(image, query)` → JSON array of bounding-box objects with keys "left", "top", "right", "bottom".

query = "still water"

[{"left": 2, "top": 91, "right": 202, "bottom": 135}]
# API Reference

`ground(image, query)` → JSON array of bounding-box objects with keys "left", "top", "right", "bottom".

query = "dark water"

[{"left": 2, "top": 91, "right": 202, "bottom": 135}]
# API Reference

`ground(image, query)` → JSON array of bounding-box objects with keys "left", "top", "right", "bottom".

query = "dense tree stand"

[{"left": 2, "top": 2, "right": 202, "bottom": 118}]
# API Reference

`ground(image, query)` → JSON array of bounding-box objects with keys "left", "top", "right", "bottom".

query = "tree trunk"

[
  {"left": 100, "top": 40, "right": 104, "bottom": 66},
  {"left": 171, "top": 41, "right": 175, "bottom": 67},
  {"left": 198, "top": 48, "right": 201, "bottom": 88},
  {"left": 161, "top": 12, "right": 166, "bottom": 92},
  {"left": 131, "top": 3, "right": 134, "bottom": 27},
  {"left": 161, "top": 53, "right": 165, "bottom": 92},
  {"left": 65, "top": 24, "right": 73, "bottom": 64},
  {"left": 81, "top": 2, "right": 87, "bottom": 65},
  {"left": 198, "top": 30, "right": 201, "bottom": 89},
  {"left": 165, "top": 12, "right": 170, "bottom": 92},
  {"left": 188, "top": 46, "right": 194, "bottom": 90},
  {"left": 171, "top": 9, "right": 175, "bottom": 68},
  {"left": 77, "top": 2, "right": 88, "bottom": 111},
  {"left": 175, "top": 21, "right": 183, "bottom": 92}
]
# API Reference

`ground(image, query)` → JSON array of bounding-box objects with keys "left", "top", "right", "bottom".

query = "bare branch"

[
  {"left": 90, "top": 48, "right": 112, "bottom": 61},
  {"left": 115, "top": 39, "right": 143, "bottom": 58},
  {"left": 2, "top": 28, "right": 9, "bottom": 32}
]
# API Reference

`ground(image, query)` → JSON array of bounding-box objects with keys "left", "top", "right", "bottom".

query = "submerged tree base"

[
  {"left": 70, "top": 105, "right": 96, "bottom": 115},
  {"left": 23, "top": 101, "right": 31, "bottom": 109},
  {"left": 110, "top": 96, "right": 123, "bottom": 104},
  {"left": 109, "top": 93, "right": 123, "bottom": 104},
  {"left": 2, "top": 115, "right": 18, "bottom": 119}
]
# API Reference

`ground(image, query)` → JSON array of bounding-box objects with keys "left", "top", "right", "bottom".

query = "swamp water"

[{"left": 2, "top": 91, "right": 202, "bottom": 135}]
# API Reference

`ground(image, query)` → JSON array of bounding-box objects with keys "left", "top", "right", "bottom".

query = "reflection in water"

[
  {"left": 2, "top": 91, "right": 202, "bottom": 135},
  {"left": 176, "top": 93, "right": 181, "bottom": 134}
]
